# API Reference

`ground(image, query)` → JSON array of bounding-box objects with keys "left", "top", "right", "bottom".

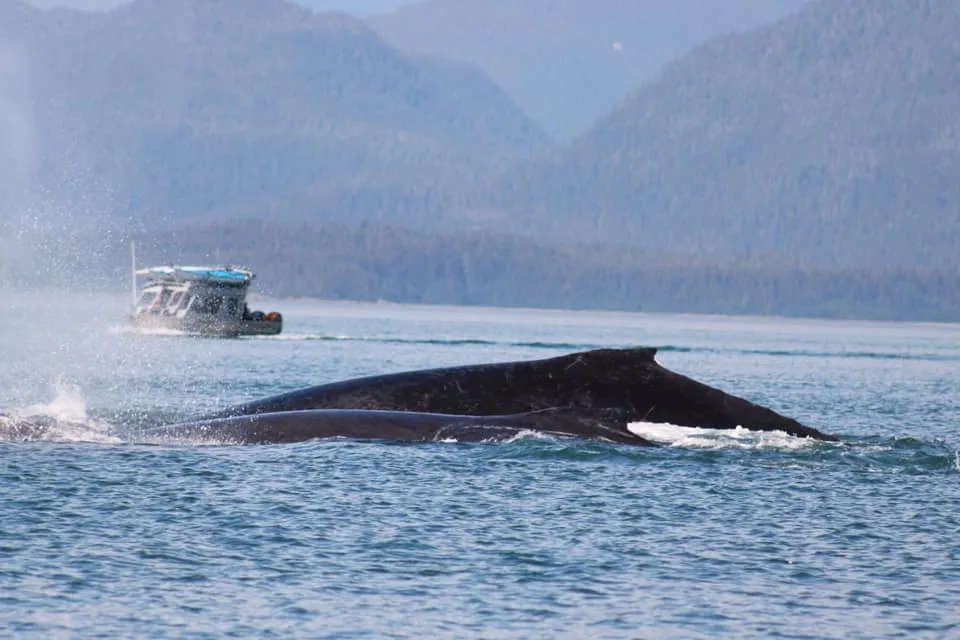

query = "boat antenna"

[{"left": 130, "top": 240, "right": 137, "bottom": 307}]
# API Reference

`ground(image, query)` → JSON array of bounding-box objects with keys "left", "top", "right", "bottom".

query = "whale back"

[
  {"left": 208, "top": 348, "right": 658, "bottom": 417},
  {"left": 140, "top": 406, "right": 656, "bottom": 446},
  {"left": 204, "top": 347, "right": 834, "bottom": 441}
]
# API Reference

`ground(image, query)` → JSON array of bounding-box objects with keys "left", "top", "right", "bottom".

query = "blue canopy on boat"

[{"left": 136, "top": 265, "right": 255, "bottom": 284}]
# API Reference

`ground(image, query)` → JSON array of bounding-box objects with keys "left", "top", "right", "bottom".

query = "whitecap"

[
  {"left": 627, "top": 421, "right": 820, "bottom": 450},
  {"left": 1, "top": 382, "right": 121, "bottom": 444}
]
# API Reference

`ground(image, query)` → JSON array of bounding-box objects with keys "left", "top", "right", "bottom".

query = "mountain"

[
  {"left": 23, "top": 0, "right": 414, "bottom": 16},
  {"left": 1, "top": 0, "right": 547, "bottom": 228},
  {"left": 481, "top": 0, "right": 960, "bottom": 270},
  {"left": 289, "top": 0, "right": 414, "bottom": 15},
  {"left": 4, "top": 0, "right": 957, "bottom": 320},
  {"left": 369, "top": 0, "right": 809, "bottom": 138},
  {"left": 21, "top": 0, "right": 126, "bottom": 10}
]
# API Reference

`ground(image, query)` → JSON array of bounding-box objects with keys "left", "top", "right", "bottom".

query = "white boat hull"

[{"left": 131, "top": 314, "right": 282, "bottom": 337}]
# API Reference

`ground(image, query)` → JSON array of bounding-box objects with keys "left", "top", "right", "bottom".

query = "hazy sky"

[{"left": 23, "top": 0, "right": 414, "bottom": 16}]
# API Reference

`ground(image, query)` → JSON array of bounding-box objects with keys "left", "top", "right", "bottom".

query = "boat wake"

[
  {"left": 257, "top": 333, "right": 600, "bottom": 350},
  {"left": 241, "top": 333, "right": 960, "bottom": 362},
  {"left": 109, "top": 325, "right": 189, "bottom": 337}
]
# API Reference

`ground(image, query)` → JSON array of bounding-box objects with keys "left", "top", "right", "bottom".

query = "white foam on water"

[
  {"left": 110, "top": 324, "right": 191, "bottom": 337},
  {"left": 495, "top": 429, "right": 574, "bottom": 445},
  {"left": 22, "top": 380, "right": 89, "bottom": 422},
  {"left": 3, "top": 381, "right": 121, "bottom": 444},
  {"left": 128, "top": 327, "right": 190, "bottom": 337},
  {"left": 257, "top": 333, "right": 346, "bottom": 341},
  {"left": 135, "top": 434, "right": 242, "bottom": 447},
  {"left": 627, "top": 421, "right": 818, "bottom": 450},
  {"left": 0, "top": 415, "right": 122, "bottom": 444},
  {"left": 107, "top": 324, "right": 135, "bottom": 334},
  {"left": 432, "top": 429, "right": 568, "bottom": 445}
]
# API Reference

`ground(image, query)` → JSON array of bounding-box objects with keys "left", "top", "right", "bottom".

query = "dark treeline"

[{"left": 12, "top": 221, "right": 950, "bottom": 322}]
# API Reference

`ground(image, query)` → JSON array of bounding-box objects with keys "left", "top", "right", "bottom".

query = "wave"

[
  {"left": 19, "top": 380, "right": 90, "bottom": 422},
  {"left": 630, "top": 423, "right": 958, "bottom": 474},
  {"left": 0, "top": 382, "right": 123, "bottom": 444},
  {"left": 656, "top": 345, "right": 960, "bottom": 362},
  {"left": 258, "top": 333, "right": 601, "bottom": 351},
  {"left": 836, "top": 436, "right": 960, "bottom": 474},
  {"left": 4, "top": 384, "right": 954, "bottom": 472},
  {"left": 4, "top": 408, "right": 955, "bottom": 476},
  {"left": 250, "top": 334, "right": 960, "bottom": 362},
  {"left": 482, "top": 426, "right": 958, "bottom": 475},
  {"left": 627, "top": 422, "right": 819, "bottom": 451},
  {"left": 0, "top": 414, "right": 122, "bottom": 444},
  {"left": 108, "top": 325, "right": 190, "bottom": 337}
]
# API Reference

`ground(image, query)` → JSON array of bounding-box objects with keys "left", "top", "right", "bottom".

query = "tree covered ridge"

[
  {"left": 483, "top": 0, "right": 960, "bottom": 270},
  {"left": 8, "top": 221, "right": 957, "bottom": 323},
  {"left": 0, "top": 0, "right": 547, "bottom": 226}
]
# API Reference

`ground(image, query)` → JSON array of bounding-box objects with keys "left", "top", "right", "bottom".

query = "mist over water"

[
  {"left": 0, "top": 19, "right": 131, "bottom": 291},
  {"left": 0, "top": 39, "right": 67, "bottom": 288},
  {"left": 0, "top": 41, "right": 36, "bottom": 198},
  {"left": 0, "top": 41, "right": 38, "bottom": 282},
  {"left": 21, "top": 0, "right": 414, "bottom": 14}
]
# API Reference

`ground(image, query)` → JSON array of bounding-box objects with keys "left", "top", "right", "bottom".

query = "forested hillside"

[
  {"left": 23, "top": 0, "right": 412, "bottom": 15},
  {"left": 0, "top": 0, "right": 546, "bottom": 228},
  {"left": 142, "top": 221, "right": 960, "bottom": 321},
  {"left": 7, "top": 221, "right": 959, "bottom": 322},
  {"left": 484, "top": 0, "right": 960, "bottom": 269}
]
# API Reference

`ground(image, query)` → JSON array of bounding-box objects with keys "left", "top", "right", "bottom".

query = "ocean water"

[{"left": 1, "top": 291, "right": 959, "bottom": 639}]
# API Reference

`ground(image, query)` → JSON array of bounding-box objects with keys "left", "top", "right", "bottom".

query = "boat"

[{"left": 129, "top": 248, "right": 283, "bottom": 337}]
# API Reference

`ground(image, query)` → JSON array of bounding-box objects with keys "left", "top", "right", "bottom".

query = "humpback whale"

[
  {"left": 1, "top": 408, "right": 653, "bottom": 446},
  {"left": 138, "top": 407, "right": 655, "bottom": 446},
  {"left": 0, "top": 412, "right": 55, "bottom": 441},
  {"left": 2, "top": 348, "right": 834, "bottom": 446},
  {"left": 202, "top": 347, "right": 836, "bottom": 441}
]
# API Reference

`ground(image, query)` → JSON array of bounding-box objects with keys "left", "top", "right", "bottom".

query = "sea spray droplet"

[
  {"left": 1, "top": 380, "right": 122, "bottom": 443},
  {"left": 21, "top": 379, "right": 89, "bottom": 423}
]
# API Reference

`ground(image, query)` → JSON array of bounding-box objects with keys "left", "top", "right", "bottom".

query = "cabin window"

[
  {"left": 225, "top": 297, "right": 239, "bottom": 317},
  {"left": 168, "top": 291, "right": 184, "bottom": 310},
  {"left": 202, "top": 296, "right": 222, "bottom": 315},
  {"left": 189, "top": 296, "right": 207, "bottom": 314}
]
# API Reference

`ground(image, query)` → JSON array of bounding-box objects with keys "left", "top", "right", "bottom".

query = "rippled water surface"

[{"left": 2, "top": 292, "right": 959, "bottom": 638}]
